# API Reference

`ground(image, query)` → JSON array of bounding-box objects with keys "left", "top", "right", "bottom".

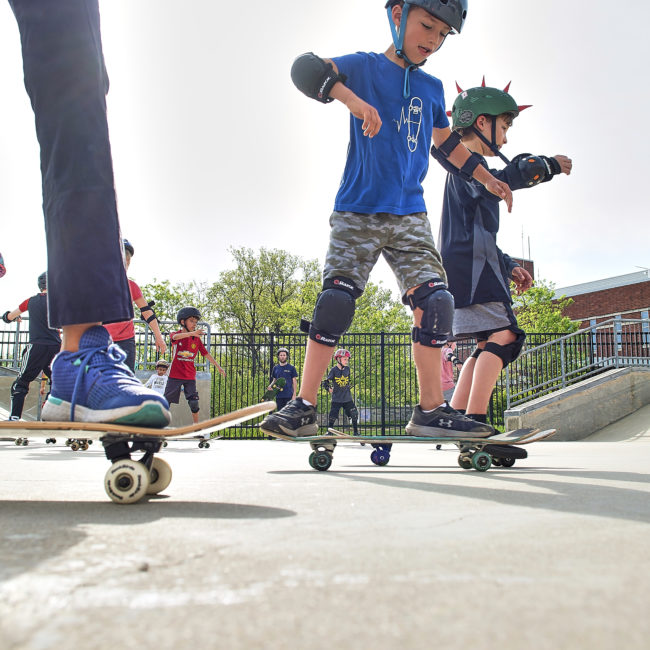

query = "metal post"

[{"left": 380, "top": 332, "right": 386, "bottom": 435}]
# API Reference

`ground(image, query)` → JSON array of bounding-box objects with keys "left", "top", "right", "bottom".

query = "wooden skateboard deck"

[
  {"left": 1, "top": 402, "right": 275, "bottom": 504},
  {"left": 265, "top": 427, "right": 556, "bottom": 472}
]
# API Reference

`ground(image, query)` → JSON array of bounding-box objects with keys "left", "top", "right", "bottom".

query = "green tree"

[
  {"left": 512, "top": 279, "right": 578, "bottom": 334},
  {"left": 139, "top": 279, "right": 215, "bottom": 324}
]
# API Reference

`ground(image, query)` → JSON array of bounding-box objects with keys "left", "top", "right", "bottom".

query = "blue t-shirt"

[
  {"left": 331, "top": 52, "right": 449, "bottom": 215},
  {"left": 272, "top": 363, "right": 298, "bottom": 398}
]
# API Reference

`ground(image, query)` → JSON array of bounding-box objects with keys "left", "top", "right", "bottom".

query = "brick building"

[{"left": 554, "top": 270, "right": 650, "bottom": 328}]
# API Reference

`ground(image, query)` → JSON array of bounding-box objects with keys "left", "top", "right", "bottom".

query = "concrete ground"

[{"left": 1, "top": 407, "right": 649, "bottom": 650}]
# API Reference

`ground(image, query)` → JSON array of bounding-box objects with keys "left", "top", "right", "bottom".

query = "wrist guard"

[
  {"left": 291, "top": 52, "right": 347, "bottom": 104},
  {"left": 140, "top": 300, "right": 157, "bottom": 324},
  {"left": 2, "top": 311, "right": 12, "bottom": 324}
]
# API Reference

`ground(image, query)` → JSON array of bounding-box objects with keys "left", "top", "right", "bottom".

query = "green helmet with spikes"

[{"left": 450, "top": 80, "right": 530, "bottom": 130}]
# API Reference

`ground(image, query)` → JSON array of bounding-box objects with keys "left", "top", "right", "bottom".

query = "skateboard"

[
  {"left": 0, "top": 402, "right": 275, "bottom": 504},
  {"left": 261, "top": 377, "right": 285, "bottom": 402},
  {"left": 264, "top": 427, "right": 556, "bottom": 472}
]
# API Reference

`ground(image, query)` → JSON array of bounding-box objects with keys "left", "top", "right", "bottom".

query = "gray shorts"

[
  {"left": 323, "top": 211, "right": 446, "bottom": 301},
  {"left": 453, "top": 302, "right": 513, "bottom": 337}
]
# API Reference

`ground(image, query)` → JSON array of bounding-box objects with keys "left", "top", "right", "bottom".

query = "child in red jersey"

[{"left": 164, "top": 307, "right": 226, "bottom": 424}]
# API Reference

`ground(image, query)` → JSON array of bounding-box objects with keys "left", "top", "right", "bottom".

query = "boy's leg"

[
  {"left": 327, "top": 401, "right": 341, "bottom": 428},
  {"left": 464, "top": 330, "right": 516, "bottom": 416},
  {"left": 342, "top": 401, "right": 359, "bottom": 434},
  {"left": 381, "top": 213, "right": 493, "bottom": 437},
  {"left": 10, "top": 0, "right": 169, "bottom": 425},
  {"left": 261, "top": 212, "right": 374, "bottom": 437},
  {"left": 449, "top": 344, "right": 485, "bottom": 411},
  {"left": 184, "top": 383, "right": 201, "bottom": 425}
]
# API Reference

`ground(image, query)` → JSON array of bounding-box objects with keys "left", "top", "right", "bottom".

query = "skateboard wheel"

[
  {"left": 492, "top": 458, "right": 502, "bottom": 467},
  {"left": 15, "top": 439, "right": 21, "bottom": 446},
  {"left": 499, "top": 457, "right": 516, "bottom": 468},
  {"left": 204, "top": 442, "right": 210, "bottom": 449},
  {"left": 147, "top": 457, "right": 172, "bottom": 495},
  {"left": 163, "top": 441, "right": 168, "bottom": 448},
  {"left": 370, "top": 450, "right": 390, "bottom": 466},
  {"left": 81, "top": 442, "right": 89, "bottom": 451},
  {"left": 471, "top": 451, "right": 492, "bottom": 472},
  {"left": 23, "top": 439, "right": 28, "bottom": 446},
  {"left": 104, "top": 459, "right": 150, "bottom": 504},
  {"left": 458, "top": 454, "right": 472, "bottom": 470},
  {"left": 310, "top": 451, "right": 332, "bottom": 471},
  {"left": 70, "top": 441, "right": 80, "bottom": 452},
  {"left": 198, "top": 441, "right": 205, "bottom": 448}
]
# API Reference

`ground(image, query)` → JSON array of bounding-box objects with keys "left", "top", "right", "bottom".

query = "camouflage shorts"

[{"left": 323, "top": 211, "right": 446, "bottom": 301}]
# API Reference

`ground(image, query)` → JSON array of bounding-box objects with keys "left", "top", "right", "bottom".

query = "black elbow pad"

[{"left": 291, "top": 52, "right": 347, "bottom": 103}]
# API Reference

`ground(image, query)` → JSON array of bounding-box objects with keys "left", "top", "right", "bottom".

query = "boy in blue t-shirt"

[
  {"left": 268, "top": 348, "right": 298, "bottom": 411},
  {"left": 262, "top": 1, "right": 514, "bottom": 440}
]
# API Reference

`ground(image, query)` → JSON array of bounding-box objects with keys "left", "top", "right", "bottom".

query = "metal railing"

[{"left": 503, "top": 317, "right": 650, "bottom": 409}]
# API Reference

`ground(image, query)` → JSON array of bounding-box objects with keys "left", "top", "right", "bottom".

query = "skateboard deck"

[
  {"left": 261, "top": 377, "right": 285, "bottom": 402},
  {"left": 0, "top": 402, "right": 275, "bottom": 504},
  {"left": 264, "top": 427, "right": 556, "bottom": 472}
]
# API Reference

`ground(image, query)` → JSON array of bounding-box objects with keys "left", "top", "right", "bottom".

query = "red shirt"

[
  {"left": 169, "top": 330, "right": 208, "bottom": 380},
  {"left": 104, "top": 280, "right": 142, "bottom": 342}
]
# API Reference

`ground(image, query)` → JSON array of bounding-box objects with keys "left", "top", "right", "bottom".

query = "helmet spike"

[
  {"left": 455, "top": 81, "right": 464, "bottom": 94},
  {"left": 517, "top": 104, "right": 532, "bottom": 112},
  {"left": 481, "top": 75, "right": 486, "bottom": 87},
  {"left": 503, "top": 81, "right": 511, "bottom": 93}
]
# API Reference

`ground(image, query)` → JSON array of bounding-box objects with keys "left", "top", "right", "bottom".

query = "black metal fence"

[{"left": 3, "top": 317, "right": 648, "bottom": 436}]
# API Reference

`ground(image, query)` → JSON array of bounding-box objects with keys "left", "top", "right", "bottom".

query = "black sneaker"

[
  {"left": 260, "top": 399, "right": 318, "bottom": 437},
  {"left": 405, "top": 404, "right": 494, "bottom": 438}
]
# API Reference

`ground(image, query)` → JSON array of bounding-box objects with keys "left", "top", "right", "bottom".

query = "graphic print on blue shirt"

[{"left": 331, "top": 52, "right": 449, "bottom": 216}]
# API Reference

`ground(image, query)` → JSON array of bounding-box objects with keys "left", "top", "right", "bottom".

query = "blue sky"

[{"left": 1, "top": 0, "right": 648, "bottom": 309}]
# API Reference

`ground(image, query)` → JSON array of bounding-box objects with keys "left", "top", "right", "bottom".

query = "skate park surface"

[{"left": 1, "top": 405, "right": 649, "bottom": 650}]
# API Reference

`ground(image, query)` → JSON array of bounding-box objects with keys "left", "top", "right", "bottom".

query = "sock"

[
  {"left": 299, "top": 398, "right": 313, "bottom": 407},
  {"left": 421, "top": 403, "right": 446, "bottom": 414},
  {"left": 467, "top": 413, "right": 487, "bottom": 423}
]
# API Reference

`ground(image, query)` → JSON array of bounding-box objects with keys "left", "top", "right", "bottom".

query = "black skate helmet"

[
  {"left": 123, "top": 239, "right": 134, "bottom": 256},
  {"left": 37, "top": 272, "right": 47, "bottom": 291},
  {"left": 177, "top": 306, "right": 201, "bottom": 325},
  {"left": 384, "top": 1, "right": 468, "bottom": 98},
  {"left": 385, "top": 0, "right": 467, "bottom": 34}
]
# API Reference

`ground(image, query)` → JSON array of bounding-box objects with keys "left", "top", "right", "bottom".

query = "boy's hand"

[
  {"left": 512, "top": 266, "right": 533, "bottom": 294},
  {"left": 217, "top": 366, "right": 226, "bottom": 378},
  {"left": 553, "top": 155, "right": 572, "bottom": 175},
  {"left": 155, "top": 336, "right": 167, "bottom": 355},
  {"left": 485, "top": 177, "right": 513, "bottom": 212},
  {"left": 344, "top": 95, "right": 382, "bottom": 137}
]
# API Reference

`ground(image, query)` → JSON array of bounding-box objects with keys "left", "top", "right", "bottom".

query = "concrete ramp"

[
  {"left": 585, "top": 403, "right": 650, "bottom": 442},
  {"left": 504, "top": 366, "right": 650, "bottom": 440}
]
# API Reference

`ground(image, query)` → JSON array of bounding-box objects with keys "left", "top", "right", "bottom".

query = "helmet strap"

[
  {"left": 386, "top": 3, "right": 426, "bottom": 99},
  {"left": 470, "top": 124, "right": 511, "bottom": 165}
]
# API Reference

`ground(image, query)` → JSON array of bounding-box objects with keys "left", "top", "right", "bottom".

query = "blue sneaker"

[{"left": 42, "top": 326, "right": 171, "bottom": 427}]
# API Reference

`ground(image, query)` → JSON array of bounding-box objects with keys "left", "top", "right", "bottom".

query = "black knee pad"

[
  {"left": 347, "top": 405, "right": 359, "bottom": 421},
  {"left": 483, "top": 331, "right": 526, "bottom": 368},
  {"left": 301, "top": 276, "right": 360, "bottom": 347},
  {"left": 470, "top": 347, "right": 483, "bottom": 359},
  {"left": 188, "top": 399, "right": 200, "bottom": 413},
  {"left": 408, "top": 278, "right": 455, "bottom": 348}
]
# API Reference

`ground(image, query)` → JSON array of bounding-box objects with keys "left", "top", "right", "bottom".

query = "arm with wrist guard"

[
  {"left": 501, "top": 153, "right": 562, "bottom": 189},
  {"left": 139, "top": 300, "right": 158, "bottom": 325},
  {"left": 430, "top": 131, "right": 484, "bottom": 181},
  {"left": 291, "top": 52, "right": 347, "bottom": 104}
]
